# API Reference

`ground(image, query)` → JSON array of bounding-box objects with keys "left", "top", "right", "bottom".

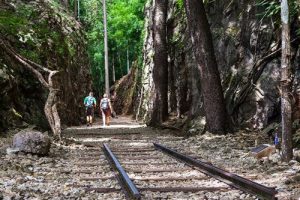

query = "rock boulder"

[{"left": 12, "top": 131, "right": 51, "bottom": 155}]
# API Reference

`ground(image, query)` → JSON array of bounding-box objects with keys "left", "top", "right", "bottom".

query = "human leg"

[
  {"left": 105, "top": 109, "right": 111, "bottom": 126},
  {"left": 86, "top": 116, "right": 90, "bottom": 126},
  {"left": 86, "top": 108, "right": 90, "bottom": 126},
  {"left": 105, "top": 115, "right": 110, "bottom": 126},
  {"left": 86, "top": 107, "right": 93, "bottom": 126},
  {"left": 102, "top": 111, "right": 106, "bottom": 127},
  {"left": 89, "top": 116, "right": 93, "bottom": 125},
  {"left": 90, "top": 108, "right": 94, "bottom": 125}
]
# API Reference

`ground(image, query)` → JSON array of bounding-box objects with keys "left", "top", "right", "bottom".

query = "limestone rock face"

[
  {"left": 137, "top": 0, "right": 300, "bottom": 130},
  {"left": 13, "top": 131, "right": 51, "bottom": 156},
  {"left": 0, "top": 0, "right": 91, "bottom": 132}
]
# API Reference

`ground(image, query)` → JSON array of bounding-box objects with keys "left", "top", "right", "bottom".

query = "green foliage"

[
  {"left": 256, "top": 0, "right": 280, "bottom": 18},
  {"left": 177, "top": 0, "right": 184, "bottom": 10},
  {"left": 256, "top": 0, "right": 300, "bottom": 22},
  {"left": 296, "top": 29, "right": 300, "bottom": 37},
  {"left": 176, "top": 0, "right": 184, "bottom": 11},
  {"left": 256, "top": 0, "right": 300, "bottom": 46},
  {"left": 1, "top": 0, "right": 146, "bottom": 98},
  {"left": 0, "top": 6, "right": 31, "bottom": 35},
  {"left": 80, "top": 0, "right": 146, "bottom": 94},
  {"left": 0, "top": 1, "right": 81, "bottom": 65},
  {"left": 0, "top": 0, "right": 91, "bottom": 130}
]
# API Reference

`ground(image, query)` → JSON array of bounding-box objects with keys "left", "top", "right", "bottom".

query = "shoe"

[{"left": 87, "top": 124, "right": 89, "bottom": 127}]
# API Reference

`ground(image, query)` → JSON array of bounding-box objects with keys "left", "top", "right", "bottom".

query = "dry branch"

[{"left": 0, "top": 39, "right": 62, "bottom": 138}]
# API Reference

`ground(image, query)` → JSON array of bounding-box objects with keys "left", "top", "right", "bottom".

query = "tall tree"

[
  {"left": 280, "top": 0, "right": 293, "bottom": 161},
  {"left": 127, "top": 47, "right": 130, "bottom": 74},
  {"left": 112, "top": 56, "right": 116, "bottom": 83},
  {"left": 149, "top": 0, "right": 168, "bottom": 125},
  {"left": 74, "top": 0, "right": 78, "bottom": 19},
  {"left": 77, "top": 0, "right": 80, "bottom": 20},
  {"left": 184, "top": 0, "right": 229, "bottom": 133},
  {"left": 81, "top": 0, "right": 146, "bottom": 93},
  {"left": 103, "top": 0, "right": 110, "bottom": 96}
]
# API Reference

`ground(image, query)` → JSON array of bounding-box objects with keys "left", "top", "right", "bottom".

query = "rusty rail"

[
  {"left": 103, "top": 143, "right": 141, "bottom": 200},
  {"left": 154, "top": 143, "right": 277, "bottom": 200}
]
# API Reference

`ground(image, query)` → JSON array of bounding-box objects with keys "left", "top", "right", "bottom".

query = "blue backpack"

[{"left": 86, "top": 96, "right": 94, "bottom": 107}]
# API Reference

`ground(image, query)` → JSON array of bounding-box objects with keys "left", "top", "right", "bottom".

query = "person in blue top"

[{"left": 84, "top": 92, "right": 97, "bottom": 126}]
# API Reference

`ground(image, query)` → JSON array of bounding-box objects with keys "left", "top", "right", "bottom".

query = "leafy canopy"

[{"left": 79, "top": 0, "right": 146, "bottom": 94}]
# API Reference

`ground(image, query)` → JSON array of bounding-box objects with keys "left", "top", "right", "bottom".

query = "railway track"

[
  {"left": 0, "top": 118, "right": 291, "bottom": 199},
  {"left": 6, "top": 118, "right": 273, "bottom": 200},
  {"left": 56, "top": 132, "right": 277, "bottom": 199},
  {"left": 100, "top": 142, "right": 277, "bottom": 200}
]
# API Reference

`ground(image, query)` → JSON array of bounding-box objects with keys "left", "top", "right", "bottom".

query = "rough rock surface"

[
  {"left": 0, "top": 0, "right": 91, "bottom": 132},
  {"left": 12, "top": 131, "right": 50, "bottom": 156},
  {"left": 137, "top": 0, "right": 300, "bottom": 130},
  {"left": 111, "top": 65, "right": 139, "bottom": 115}
]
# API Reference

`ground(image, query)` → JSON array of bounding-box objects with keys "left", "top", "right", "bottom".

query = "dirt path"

[
  {"left": 0, "top": 116, "right": 299, "bottom": 199},
  {"left": 67, "top": 115, "right": 145, "bottom": 130}
]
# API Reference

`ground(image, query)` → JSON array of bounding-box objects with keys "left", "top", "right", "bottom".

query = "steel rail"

[
  {"left": 103, "top": 143, "right": 141, "bottom": 200},
  {"left": 154, "top": 143, "right": 277, "bottom": 200}
]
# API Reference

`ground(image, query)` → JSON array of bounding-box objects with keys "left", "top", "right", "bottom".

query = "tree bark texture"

[
  {"left": 103, "top": 0, "right": 110, "bottom": 96},
  {"left": 112, "top": 56, "right": 116, "bottom": 83},
  {"left": 44, "top": 88, "right": 61, "bottom": 138},
  {"left": 280, "top": 0, "right": 293, "bottom": 162},
  {"left": 184, "top": 0, "right": 229, "bottom": 133},
  {"left": 135, "top": 1, "right": 155, "bottom": 122},
  {"left": 127, "top": 47, "right": 130, "bottom": 74},
  {"left": 149, "top": 0, "right": 168, "bottom": 125},
  {"left": 168, "top": 53, "right": 177, "bottom": 113},
  {"left": 74, "top": 0, "right": 78, "bottom": 19}
]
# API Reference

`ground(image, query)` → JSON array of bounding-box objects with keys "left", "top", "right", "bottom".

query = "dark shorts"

[{"left": 86, "top": 107, "right": 94, "bottom": 116}]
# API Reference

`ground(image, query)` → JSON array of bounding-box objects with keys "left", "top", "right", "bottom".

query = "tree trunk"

[
  {"left": 177, "top": 55, "right": 189, "bottom": 117},
  {"left": 168, "top": 54, "right": 177, "bottom": 113},
  {"left": 280, "top": 0, "right": 293, "bottom": 162},
  {"left": 184, "top": 0, "right": 229, "bottom": 134},
  {"left": 118, "top": 52, "right": 122, "bottom": 76},
  {"left": 74, "top": 0, "right": 78, "bottom": 19},
  {"left": 44, "top": 88, "right": 61, "bottom": 140},
  {"left": 127, "top": 47, "right": 130, "bottom": 74},
  {"left": 77, "top": 0, "right": 80, "bottom": 20},
  {"left": 112, "top": 56, "right": 116, "bottom": 83},
  {"left": 103, "top": 0, "right": 110, "bottom": 96},
  {"left": 149, "top": 0, "right": 168, "bottom": 125}
]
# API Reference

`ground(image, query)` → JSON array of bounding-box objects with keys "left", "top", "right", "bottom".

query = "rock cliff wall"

[
  {"left": 0, "top": 0, "right": 91, "bottom": 132},
  {"left": 137, "top": 0, "right": 300, "bottom": 130}
]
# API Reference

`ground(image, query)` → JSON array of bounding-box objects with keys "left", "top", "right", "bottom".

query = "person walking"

[
  {"left": 84, "top": 92, "right": 97, "bottom": 126},
  {"left": 100, "top": 93, "right": 112, "bottom": 127}
]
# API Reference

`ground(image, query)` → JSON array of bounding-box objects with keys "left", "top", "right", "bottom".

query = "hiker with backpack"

[
  {"left": 100, "top": 93, "right": 112, "bottom": 127},
  {"left": 84, "top": 92, "right": 97, "bottom": 126}
]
